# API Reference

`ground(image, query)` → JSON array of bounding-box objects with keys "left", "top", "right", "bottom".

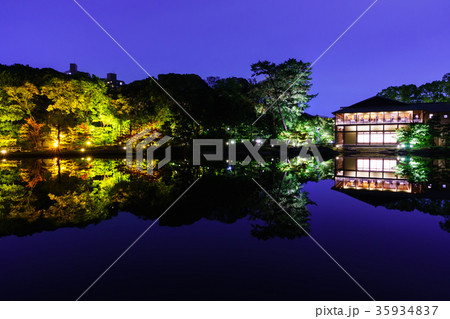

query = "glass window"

[
  {"left": 371, "top": 132, "right": 383, "bottom": 144},
  {"left": 357, "top": 132, "right": 370, "bottom": 144},
  {"left": 345, "top": 114, "right": 357, "bottom": 123},
  {"left": 372, "top": 113, "right": 383, "bottom": 123},
  {"left": 384, "top": 132, "right": 397, "bottom": 144},
  {"left": 385, "top": 112, "right": 398, "bottom": 123},
  {"left": 358, "top": 179, "right": 370, "bottom": 188},
  {"left": 370, "top": 125, "right": 384, "bottom": 131},
  {"left": 357, "top": 159, "right": 370, "bottom": 171},
  {"left": 359, "top": 113, "right": 370, "bottom": 123},
  {"left": 384, "top": 159, "right": 397, "bottom": 172},
  {"left": 383, "top": 181, "right": 397, "bottom": 190},
  {"left": 398, "top": 112, "right": 412, "bottom": 123},
  {"left": 345, "top": 179, "right": 356, "bottom": 188},
  {"left": 357, "top": 125, "right": 370, "bottom": 131},
  {"left": 384, "top": 125, "right": 398, "bottom": 131},
  {"left": 398, "top": 181, "right": 410, "bottom": 192},
  {"left": 370, "top": 159, "right": 383, "bottom": 171}
]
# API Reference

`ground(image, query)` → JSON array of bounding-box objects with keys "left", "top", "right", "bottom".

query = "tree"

[
  {"left": 378, "top": 73, "right": 450, "bottom": 103},
  {"left": 19, "top": 117, "right": 45, "bottom": 149},
  {"left": 2, "top": 82, "right": 39, "bottom": 121},
  {"left": 41, "top": 79, "right": 81, "bottom": 149},
  {"left": 396, "top": 124, "right": 433, "bottom": 147},
  {"left": 0, "top": 83, "right": 43, "bottom": 149},
  {"left": 210, "top": 77, "right": 256, "bottom": 137},
  {"left": 41, "top": 78, "right": 116, "bottom": 148},
  {"left": 291, "top": 114, "right": 334, "bottom": 144},
  {"left": 251, "top": 59, "right": 315, "bottom": 135},
  {"left": 378, "top": 84, "right": 421, "bottom": 103}
]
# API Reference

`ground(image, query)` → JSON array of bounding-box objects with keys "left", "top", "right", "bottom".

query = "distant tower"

[
  {"left": 69, "top": 63, "right": 78, "bottom": 74},
  {"left": 104, "top": 72, "right": 125, "bottom": 88},
  {"left": 65, "top": 63, "right": 90, "bottom": 77},
  {"left": 107, "top": 73, "right": 117, "bottom": 81}
]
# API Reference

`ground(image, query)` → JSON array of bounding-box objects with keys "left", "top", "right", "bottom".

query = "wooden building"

[{"left": 333, "top": 96, "right": 450, "bottom": 147}]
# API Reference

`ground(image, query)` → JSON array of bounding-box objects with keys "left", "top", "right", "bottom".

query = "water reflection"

[
  {"left": 333, "top": 156, "right": 450, "bottom": 232},
  {"left": 1, "top": 155, "right": 449, "bottom": 239},
  {"left": 0, "top": 158, "right": 333, "bottom": 239}
]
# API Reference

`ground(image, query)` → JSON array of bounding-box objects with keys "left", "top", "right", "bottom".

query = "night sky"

[{"left": 1, "top": 0, "right": 449, "bottom": 116}]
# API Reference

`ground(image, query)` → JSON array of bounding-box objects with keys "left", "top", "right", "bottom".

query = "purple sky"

[{"left": 1, "top": 0, "right": 450, "bottom": 116}]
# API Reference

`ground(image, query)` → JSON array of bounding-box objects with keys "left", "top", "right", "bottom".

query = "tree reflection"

[
  {"left": 0, "top": 157, "right": 332, "bottom": 239},
  {"left": 0, "top": 158, "right": 125, "bottom": 236}
]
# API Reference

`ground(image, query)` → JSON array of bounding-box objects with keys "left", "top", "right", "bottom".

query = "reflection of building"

[
  {"left": 334, "top": 156, "right": 419, "bottom": 194},
  {"left": 333, "top": 156, "right": 449, "bottom": 204},
  {"left": 333, "top": 96, "right": 450, "bottom": 147},
  {"left": 332, "top": 156, "right": 450, "bottom": 233}
]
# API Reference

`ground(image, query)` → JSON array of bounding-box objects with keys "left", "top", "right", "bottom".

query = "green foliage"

[
  {"left": 378, "top": 73, "right": 450, "bottom": 103},
  {"left": 395, "top": 158, "right": 431, "bottom": 182},
  {"left": 251, "top": 59, "right": 316, "bottom": 136},
  {"left": 0, "top": 135, "right": 17, "bottom": 148},
  {"left": 289, "top": 115, "right": 334, "bottom": 144},
  {"left": 2, "top": 82, "right": 39, "bottom": 121},
  {"left": 0, "top": 61, "right": 320, "bottom": 148},
  {"left": 396, "top": 124, "right": 433, "bottom": 147}
]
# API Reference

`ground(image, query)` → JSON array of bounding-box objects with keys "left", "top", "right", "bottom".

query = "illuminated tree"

[
  {"left": 251, "top": 59, "right": 315, "bottom": 135},
  {"left": 41, "top": 78, "right": 119, "bottom": 148},
  {"left": 19, "top": 117, "right": 45, "bottom": 149},
  {"left": 0, "top": 83, "right": 42, "bottom": 148},
  {"left": 2, "top": 82, "right": 39, "bottom": 120},
  {"left": 396, "top": 124, "right": 433, "bottom": 147}
]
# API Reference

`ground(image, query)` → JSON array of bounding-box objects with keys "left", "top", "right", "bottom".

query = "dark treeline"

[
  {"left": 378, "top": 72, "right": 450, "bottom": 147},
  {"left": 0, "top": 60, "right": 333, "bottom": 151},
  {"left": 378, "top": 72, "right": 450, "bottom": 103}
]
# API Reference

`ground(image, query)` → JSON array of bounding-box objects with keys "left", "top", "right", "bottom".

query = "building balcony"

[
  {"left": 336, "top": 117, "right": 419, "bottom": 125},
  {"left": 335, "top": 111, "right": 423, "bottom": 125}
]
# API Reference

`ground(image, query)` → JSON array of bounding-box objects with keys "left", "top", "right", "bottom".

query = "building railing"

[{"left": 336, "top": 118, "right": 422, "bottom": 125}]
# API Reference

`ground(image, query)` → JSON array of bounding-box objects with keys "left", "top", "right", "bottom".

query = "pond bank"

[{"left": 1, "top": 144, "right": 337, "bottom": 161}]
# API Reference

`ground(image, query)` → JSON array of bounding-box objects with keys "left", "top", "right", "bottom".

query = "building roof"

[{"left": 333, "top": 96, "right": 450, "bottom": 114}]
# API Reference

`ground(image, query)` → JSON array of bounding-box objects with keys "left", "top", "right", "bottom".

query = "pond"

[{"left": 0, "top": 156, "right": 449, "bottom": 300}]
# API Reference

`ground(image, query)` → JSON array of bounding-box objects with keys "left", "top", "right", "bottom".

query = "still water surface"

[{"left": 0, "top": 157, "right": 448, "bottom": 300}]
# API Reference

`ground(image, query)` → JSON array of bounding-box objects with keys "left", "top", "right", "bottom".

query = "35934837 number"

[{"left": 376, "top": 306, "right": 438, "bottom": 316}]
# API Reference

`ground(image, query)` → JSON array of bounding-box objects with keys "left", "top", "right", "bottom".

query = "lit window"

[
  {"left": 357, "top": 132, "right": 370, "bottom": 144},
  {"left": 384, "top": 159, "right": 397, "bottom": 172},
  {"left": 370, "top": 132, "right": 383, "bottom": 144},
  {"left": 370, "top": 159, "right": 383, "bottom": 171},
  {"left": 384, "top": 132, "right": 397, "bottom": 144},
  {"left": 357, "top": 159, "right": 370, "bottom": 171}
]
